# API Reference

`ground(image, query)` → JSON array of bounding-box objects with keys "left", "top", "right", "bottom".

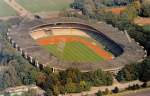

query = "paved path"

[
  {"left": 122, "top": 88, "right": 150, "bottom": 96},
  {"left": 4, "top": 0, "right": 33, "bottom": 18},
  {"left": 60, "top": 80, "right": 143, "bottom": 96}
]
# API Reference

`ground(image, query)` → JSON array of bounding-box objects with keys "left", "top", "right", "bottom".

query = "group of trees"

[
  {"left": 140, "top": 0, "right": 150, "bottom": 17},
  {"left": 96, "top": 0, "right": 134, "bottom": 7},
  {"left": 34, "top": 67, "right": 113, "bottom": 95},
  {"left": 71, "top": 0, "right": 150, "bottom": 19},
  {"left": 71, "top": 0, "right": 134, "bottom": 10},
  {"left": 0, "top": 21, "right": 21, "bottom": 90},
  {"left": 116, "top": 56, "right": 150, "bottom": 82},
  {"left": 71, "top": 0, "right": 139, "bottom": 16},
  {"left": 96, "top": 87, "right": 119, "bottom": 96}
]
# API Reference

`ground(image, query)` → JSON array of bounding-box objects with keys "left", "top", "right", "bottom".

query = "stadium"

[{"left": 7, "top": 17, "right": 145, "bottom": 73}]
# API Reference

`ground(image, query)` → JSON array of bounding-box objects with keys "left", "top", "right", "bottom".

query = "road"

[
  {"left": 123, "top": 88, "right": 150, "bottom": 96},
  {"left": 109, "top": 87, "right": 150, "bottom": 96}
]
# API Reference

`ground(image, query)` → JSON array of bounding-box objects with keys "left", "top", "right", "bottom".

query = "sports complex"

[{"left": 6, "top": 17, "right": 146, "bottom": 73}]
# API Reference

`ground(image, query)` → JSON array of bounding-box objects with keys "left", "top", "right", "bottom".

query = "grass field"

[
  {"left": 43, "top": 42, "right": 104, "bottom": 62},
  {"left": 16, "top": 0, "right": 73, "bottom": 13},
  {"left": 0, "top": 0, "right": 16, "bottom": 17}
]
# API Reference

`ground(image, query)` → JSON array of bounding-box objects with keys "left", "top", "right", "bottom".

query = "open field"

[
  {"left": 16, "top": 0, "right": 73, "bottom": 13},
  {"left": 0, "top": 0, "right": 16, "bottom": 17},
  {"left": 36, "top": 35, "right": 113, "bottom": 62}
]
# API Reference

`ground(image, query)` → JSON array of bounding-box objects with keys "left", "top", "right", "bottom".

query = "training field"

[
  {"left": 36, "top": 35, "right": 113, "bottom": 62},
  {"left": 0, "top": 0, "right": 16, "bottom": 17},
  {"left": 16, "top": 0, "right": 73, "bottom": 13}
]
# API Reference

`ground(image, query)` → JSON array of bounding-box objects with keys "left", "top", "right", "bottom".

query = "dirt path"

[
  {"left": 37, "top": 36, "right": 113, "bottom": 60},
  {"left": 105, "top": 6, "right": 126, "bottom": 14},
  {"left": 4, "top": 0, "right": 32, "bottom": 18},
  {"left": 134, "top": 17, "right": 150, "bottom": 26}
]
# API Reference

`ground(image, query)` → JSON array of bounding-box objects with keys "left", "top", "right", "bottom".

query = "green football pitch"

[
  {"left": 43, "top": 42, "right": 104, "bottom": 62},
  {"left": 16, "top": 0, "right": 73, "bottom": 13},
  {"left": 0, "top": 0, "right": 16, "bottom": 17}
]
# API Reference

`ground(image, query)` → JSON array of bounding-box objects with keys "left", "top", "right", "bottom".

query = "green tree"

[
  {"left": 64, "top": 78, "right": 77, "bottom": 93},
  {"left": 141, "top": 0, "right": 150, "bottom": 17},
  {"left": 104, "top": 88, "right": 109, "bottom": 95},
  {"left": 46, "top": 89, "right": 54, "bottom": 96},
  {"left": 116, "top": 64, "right": 139, "bottom": 81},
  {"left": 43, "top": 66, "right": 53, "bottom": 75},
  {"left": 53, "top": 85, "right": 60, "bottom": 96},
  {"left": 36, "top": 72, "right": 46, "bottom": 87},
  {"left": 79, "top": 81, "right": 91, "bottom": 91},
  {"left": 138, "top": 57, "right": 150, "bottom": 82},
  {"left": 96, "top": 90, "right": 103, "bottom": 96},
  {"left": 122, "top": 3, "right": 138, "bottom": 21}
]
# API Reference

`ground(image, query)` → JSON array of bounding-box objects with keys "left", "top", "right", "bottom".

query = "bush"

[
  {"left": 141, "top": 0, "right": 150, "bottom": 17},
  {"left": 96, "top": 90, "right": 103, "bottom": 96},
  {"left": 103, "top": 88, "right": 109, "bottom": 95},
  {"left": 141, "top": 82, "right": 147, "bottom": 88},
  {"left": 127, "top": 84, "right": 140, "bottom": 90},
  {"left": 112, "top": 87, "right": 119, "bottom": 93}
]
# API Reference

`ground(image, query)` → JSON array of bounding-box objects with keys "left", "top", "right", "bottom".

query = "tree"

[
  {"left": 79, "top": 81, "right": 91, "bottom": 91},
  {"left": 112, "top": 87, "right": 119, "bottom": 93},
  {"left": 36, "top": 72, "right": 46, "bottom": 87},
  {"left": 104, "top": 88, "right": 109, "bottom": 95},
  {"left": 53, "top": 85, "right": 60, "bottom": 96},
  {"left": 116, "top": 64, "right": 139, "bottom": 82},
  {"left": 138, "top": 57, "right": 150, "bottom": 82},
  {"left": 43, "top": 66, "right": 53, "bottom": 75},
  {"left": 96, "top": 90, "right": 103, "bottom": 96},
  {"left": 59, "top": 68, "right": 82, "bottom": 84},
  {"left": 121, "top": 3, "right": 138, "bottom": 21},
  {"left": 141, "top": 0, "right": 150, "bottom": 17},
  {"left": 64, "top": 78, "right": 77, "bottom": 93},
  {"left": 141, "top": 82, "right": 147, "bottom": 88},
  {"left": 46, "top": 89, "right": 54, "bottom": 96}
]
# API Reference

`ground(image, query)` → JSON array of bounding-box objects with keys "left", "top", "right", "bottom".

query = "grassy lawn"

[
  {"left": 16, "top": 0, "right": 73, "bottom": 13},
  {"left": 0, "top": 0, "right": 17, "bottom": 17},
  {"left": 142, "top": 25, "right": 150, "bottom": 32},
  {"left": 43, "top": 42, "right": 104, "bottom": 62}
]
